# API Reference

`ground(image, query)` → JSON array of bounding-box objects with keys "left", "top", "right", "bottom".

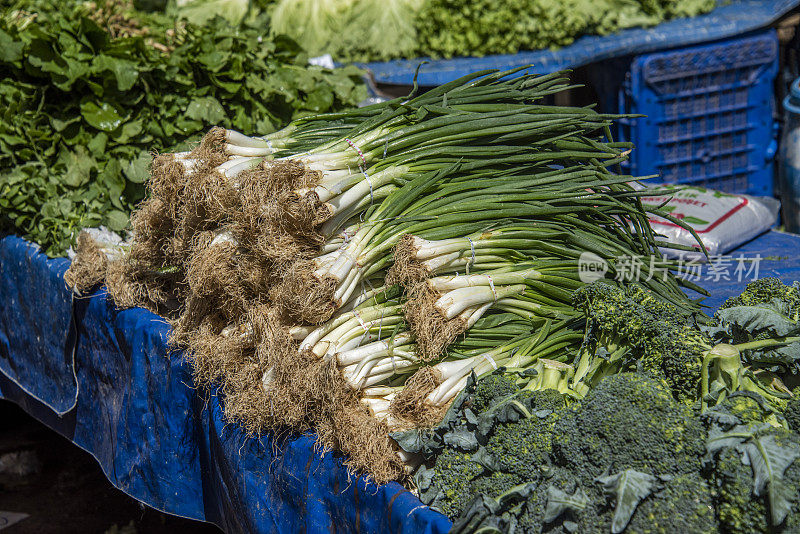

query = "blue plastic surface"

[
  {"left": 589, "top": 30, "right": 779, "bottom": 196},
  {"left": 687, "top": 229, "right": 800, "bottom": 309},
  {"left": 358, "top": 0, "right": 799, "bottom": 86},
  {"left": 0, "top": 235, "right": 452, "bottom": 534},
  {"left": 0, "top": 237, "right": 76, "bottom": 414}
]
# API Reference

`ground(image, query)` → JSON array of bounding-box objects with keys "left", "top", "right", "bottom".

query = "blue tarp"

[
  {"left": 360, "top": 0, "right": 800, "bottom": 85},
  {"left": 2, "top": 229, "right": 800, "bottom": 532},
  {"left": 689, "top": 229, "right": 800, "bottom": 310},
  {"left": 0, "top": 235, "right": 452, "bottom": 534}
]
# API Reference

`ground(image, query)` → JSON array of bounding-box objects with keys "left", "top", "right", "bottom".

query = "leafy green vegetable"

[
  {"left": 173, "top": 0, "right": 249, "bottom": 25},
  {"left": 270, "top": 0, "right": 424, "bottom": 62},
  {"left": 415, "top": 0, "right": 716, "bottom": 59},
  {"left": 0, "top": 0, "right": 366, "bottom": 255}
]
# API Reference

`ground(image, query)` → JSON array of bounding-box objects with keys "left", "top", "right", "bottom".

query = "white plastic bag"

[{"left": 638, "top": 185, "right": 780, "bottom": 260}]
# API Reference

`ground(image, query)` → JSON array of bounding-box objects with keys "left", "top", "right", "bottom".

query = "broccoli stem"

[
  {"left": 733, "top": 336, "right": 800, "bottom": 352},
  {"left": 701, "top": 344, "right": 741, "bottom": 412}
]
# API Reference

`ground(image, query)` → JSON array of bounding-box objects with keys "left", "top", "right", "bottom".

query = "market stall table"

[{"left": 1, "top": 229, "right": 799, "bottom": 532}]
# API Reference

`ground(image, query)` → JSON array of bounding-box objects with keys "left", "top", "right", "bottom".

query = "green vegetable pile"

[
  {"left": 268, "top": 0, "right": 716, "bottom": 62},
  {"left": 415, "top": 0, "right": 716, "bottom": 59},
  {"left": 0, "top": 0, "right": 366, "bottom": 255},
  {"left": 396, "top": 278, "right": 800, "bottom": 533}
]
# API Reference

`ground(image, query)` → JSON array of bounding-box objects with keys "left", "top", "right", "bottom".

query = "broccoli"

[
  {"left": 416, "top": 373, "right": 719, "bottom": 533},
  {"left": 705, "top": 394, "right": 800, "bottom": 533},
  {"left": 395, "top": 372, "right": 568, "bottom": 519},
  {"left": 639, "top": 324, "right": 710, "bottom": 403},
  {"left": 402, "top": 280, "right": 800, "bottom": 533},
  {"left": 702, "top": 343, "right": 793, "bottom": 417},
  {"left": 471, "top": 372, "right": 521, "bottom": 413},
  {"left": 715, "top": 278, "right": 800, "bottom": 375},
  {"left": 572, "top": 281, "right": 800, "bottom": 409},
  {"left": 570, "top": 282, "right": 711, "bottom": 403},
  {"left": 423, "top": 448, "right": 484, "bottom": 518},
  {"left": 551, "top": 373, "right": 706, "bottom": 479},
  {"left": 621, "top": 472, "right": 717, "bottom": 534},
  {"left": 481, "top": 404, "right": 561, "bottom": 482},
  {"left": 719, "top": 278, "right": 800, "bottom": 318}
]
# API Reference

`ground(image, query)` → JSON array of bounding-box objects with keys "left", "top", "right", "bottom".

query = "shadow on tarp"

[
  {"left": 358, "top": 0, "right": 800, "bottom": 85},
  {"left": 0, "top": 235, "right": 451, "bottom": 534}
]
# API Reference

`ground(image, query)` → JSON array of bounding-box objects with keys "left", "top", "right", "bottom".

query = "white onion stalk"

[
  {"left": 335, "top": 334, "right": 414, "bottom": 367},
  {"left": 343, "top": 355, "right": 418, "bottom": 390},
  {"left": 410, "top": 235, "right": 489, "bottom": 260},
  {"left": 220, "top": 156, "right": 264, "bottom": 180},
  {"left": 289, "top": 325, "right": 315, "bottom": 340},
  {"left": 435, "top": 284, "right": 526, "bottom": 320},
  {"left": 179, "top": 158, "right": 198, "bottom": 172},
  {"left": 362, "top": 386, "right": 401, "bottom": 399},
  {"left": 224, "top": 144, "right": 272, "bottom": 157},
  {"left": 315, "top": 165, "right": 408, "bottom": 206},
  {"left": 300, "top": 303, "right": 403, "bottom": 353},
  {"left": 426, "top": 350, "right": 506, "bottom": 407},
  {"left": 421, "top": 253, "right": 509, "bottom": 274},
  {"left": 427, "top": 268, "right": 540, "bottom": 292},
  {"left": 224, "top": 129, "right": 272, "bottom": 150},
  {"left": 314, "top": 315, "right": 404, "bottom": 357}
]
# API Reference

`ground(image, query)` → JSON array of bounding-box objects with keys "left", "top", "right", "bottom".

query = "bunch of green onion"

[{"left": 69, "top": 67, "right": 707, "bottom": 478}]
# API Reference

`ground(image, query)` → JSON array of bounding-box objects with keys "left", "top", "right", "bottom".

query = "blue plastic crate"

[{"left": 588, "top": 30, "right": 779, "bottom": 196}]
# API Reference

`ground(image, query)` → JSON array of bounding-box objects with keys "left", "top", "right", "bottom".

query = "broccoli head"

[
  {"left": 711, "top": 426, "right": 800, "bottom": 534},
  {"left": 720, "top": 278, "right": 800, "bottom": 319},
  {"left": 623, "top": 472, "right": 717, "bottom": 534},
  {"left": 715, "top": 278, "right": 800, "bottom": 376},
  {"left": 551, "top": 372, "right": 706, "bottom": 479},
  {"left": 571, "top": 282, "right": 711, "bottom": 403},
  {"left": 704, "top": 394, "right": 800, "bottom": 533},
  {"left": 471, "top": 372, "right": 520, "bottom": 413},
  {"left": 406, "top": 372, "right": 569, "bottom": 520},
  {"left": 638, "top": 324, "right": 711, "bottom": 404},
  {"left": 424, "top": 448, "right": 484, "bottom": 518}
]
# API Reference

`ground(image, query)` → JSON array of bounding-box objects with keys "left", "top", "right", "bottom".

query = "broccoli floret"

[
  {"left": 483, "top": 409, "right": 560, "bottom": 482},
  {"left": 711, "top": 426, "right": 800, "bottom": 534},
  {"left": 708, "top": 392, "right": 773, "bottom": 426},
  {"left": 514, "top": 469, "right": 583, "bottom": 534},
  {"left": 470, "top": 471, "right": 522, "bottom": 502},
  {"left": 551, "top": 373, "right": 705, "bottom": 479},
  {"left": 715, "top": 441, "right": 771, "bottom": 534},
  {"left": 426, "top": 449, "right": 484, "bottom": 518},
  {"left": 471, "top": 373, "right": 519, "bottom": 413},
  {"left": 715, "top": 278, "right": 800, "bottom": 377},
  {"left": 417, "top": 376, "right": 568, "bottom": 520},
  {"left": 623, "top": 472, "right": 717, "bottom": 534},
  {"left": 571, "top": 283, "right": 676, "bottom": 353},
  {"left": 639, "top": 325, "right": 711, "bottom": 403},
  {"left": 720, "top": 278, "right": 800, "bottom": 320}
]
